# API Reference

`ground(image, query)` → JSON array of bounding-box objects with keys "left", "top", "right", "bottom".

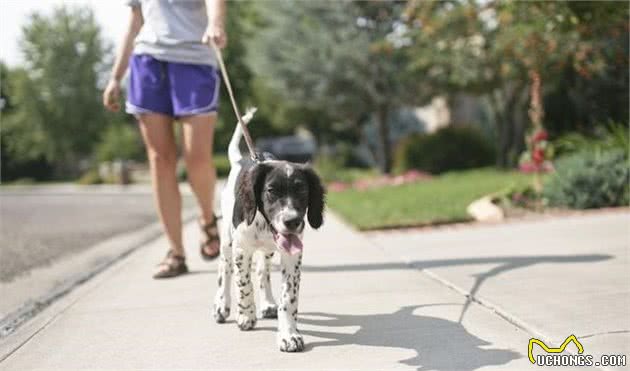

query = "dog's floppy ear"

[
  {"left": 233, "top": 163, "right": 270, "bottom": 227},
  {"left": 303, "top": 167, "right": 326, "bottom": 229}
]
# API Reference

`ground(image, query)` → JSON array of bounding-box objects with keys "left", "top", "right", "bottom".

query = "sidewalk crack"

[{"left": 579, "top": 330, "right": 630, "bottom": 339}]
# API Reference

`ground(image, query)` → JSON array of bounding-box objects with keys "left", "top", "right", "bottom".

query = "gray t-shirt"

[{"left": 127, "top": 0, "right": 216, "bottom": 66}]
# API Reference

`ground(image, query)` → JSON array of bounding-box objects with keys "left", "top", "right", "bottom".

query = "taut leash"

[{"left": 210, "top": 41, "right": 259, "bottom": 162}]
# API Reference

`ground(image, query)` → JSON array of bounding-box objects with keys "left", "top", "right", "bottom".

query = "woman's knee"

[
  {"left": 147, "top": 147, "right": 177, "bottom": 169},
  {"left": 137, "top": 114, "right": 178, "bottom": 170},
  {"left": 184, "top": 149, "right": 213, "bottom": 172}
]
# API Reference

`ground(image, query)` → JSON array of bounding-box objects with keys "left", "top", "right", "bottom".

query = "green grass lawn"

[{"left": 327, "top": 168, "right": 532, "bottom": 230}]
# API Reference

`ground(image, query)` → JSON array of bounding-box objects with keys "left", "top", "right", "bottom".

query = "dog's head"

[{"left": 233, "top": 161, "right": 326, "bottom": 255}]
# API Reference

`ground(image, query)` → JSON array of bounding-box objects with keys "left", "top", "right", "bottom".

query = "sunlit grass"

[{"left": 327, "top": 168, "right": 532, "bottom": 230}]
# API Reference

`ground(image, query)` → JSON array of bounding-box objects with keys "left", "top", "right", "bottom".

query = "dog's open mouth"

[{"left": 273, "top": 231, "right": 303, "bottom": 255}]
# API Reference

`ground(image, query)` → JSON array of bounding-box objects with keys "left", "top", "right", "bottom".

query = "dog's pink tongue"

[{"left": 275, "top": 233, "right": 303, "bottom": 255}]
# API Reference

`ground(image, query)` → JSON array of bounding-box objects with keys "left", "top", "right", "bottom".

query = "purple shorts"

[{"left": 126, "top": 54, "right": 220, "bottom": 118}]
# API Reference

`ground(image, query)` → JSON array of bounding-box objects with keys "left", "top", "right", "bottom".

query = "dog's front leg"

[
  {"left": 257, "top": 251, "right": 278, "bottom": 319},
  {"left": 234, "top": 243, "right": 257, "bottom": 330},
  {"left": 213, "top": 238, "right": 232, "bottom": 323},
  {"left": 277, "top": 251, "right": 304, "bottom": 352}
]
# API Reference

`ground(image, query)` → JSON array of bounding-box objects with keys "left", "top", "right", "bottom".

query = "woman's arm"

[
  {"left": 203, "top": 0, "right": 227, "bottom": 49},
  {"left": 103, "top": 6, "right": 143, "bottom": 111}
]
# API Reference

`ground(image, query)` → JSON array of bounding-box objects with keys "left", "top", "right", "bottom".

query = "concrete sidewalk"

[
  {"left": 0, "top": 210, "right": 628, "bottom": 370},
  {"left": 369, "top": 210, "right": 630, "bottom": 369}
]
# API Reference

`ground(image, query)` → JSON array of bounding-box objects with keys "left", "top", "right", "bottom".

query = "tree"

[
  {"left": 1, "top": 63, "right": 54, "bottom": 181},
  {"left": 212, "top": 1, "right": 293, "bottom": 152},
  {"left": 247, "top": 1, "right": 419, "bottom": 173},
  {"left": 404, "top": 0, "right": 629, "bottom": 167},
  {"left": 544, "top": 2, "right": 629, "bottom": 134},
  {"left": 2, "top": 5, "right": 109, "bottom": 177}
]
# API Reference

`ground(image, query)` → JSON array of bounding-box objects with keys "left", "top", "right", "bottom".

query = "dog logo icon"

[{"left": 528, "top": 334, "right": 584, "bottom": 364}]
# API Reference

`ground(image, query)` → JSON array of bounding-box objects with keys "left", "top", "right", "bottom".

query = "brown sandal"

[
  {"left": 200, "top": 214, "right": 221, "bottom": 261},
  {"left": 153, "top": 250, "right": 188, "bottom": 279}
]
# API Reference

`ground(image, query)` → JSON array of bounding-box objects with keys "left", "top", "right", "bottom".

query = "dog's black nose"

[{"left": 283, "top": 217, "right": 302, "bottom": 230}]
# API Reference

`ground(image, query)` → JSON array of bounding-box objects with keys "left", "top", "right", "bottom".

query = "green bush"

[
  {"left": 544, "top": 149, "right": 629, "bottom": 209},
  {"left": 177, "top": 154, "right": 231, "bottom": 181},
  {"left": 77, "top": 169, "right": 103, "bottom": 185},
  {"left": 393, "top": 126, "right": 495, "bottom": 174},
  {"left": 314, "top": 151, "right": 377, "bottom": 184},
  {"left": 554, "top": 122, "right": 629, "bottom": 157},
  {"left": 95, "top": 123, "right": 145, "bottom": 163},
  {"left": 214, "top": 154, "right": 231, "bottom": 178}
]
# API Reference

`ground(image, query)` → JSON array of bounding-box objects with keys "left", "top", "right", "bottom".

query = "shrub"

[
  {"left": 544, "top": 149, "right": 629, "bottom": 209},
  {"left": 393, "top": 126, "right": 495, "bottom": 174},
  {"left": 315, "top": 151, "right": 377, "bottom": 184},
  {"left": 77, "top": 169, "right": 103, "bottom": 185},
  {"left": 177, "top": 154, "right": 231, "bottom": 181},
  {"left": 214, "top": 154, "right": 231, "bottom": 178},
  {"left": 95, "top": 123, "right": 145, "bottom": 163},
  {"left": 554, "top": 122, "right": 629, "bottom": 158}
]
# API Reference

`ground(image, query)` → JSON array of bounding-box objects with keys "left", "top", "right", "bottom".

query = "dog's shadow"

[{"left": 299, "top": 304, "right": 520, "bottom": 371}]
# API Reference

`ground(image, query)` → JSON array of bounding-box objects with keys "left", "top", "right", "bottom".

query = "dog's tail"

[{"left": 227, "top": 107, "right": 257, "bottom": 165}]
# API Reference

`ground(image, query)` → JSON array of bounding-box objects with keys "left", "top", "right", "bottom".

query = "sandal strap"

[
  {"left": 159, "top": 250, "right": 185, "bottom": 266},
  {"left": 154, "top": 251, "right": 188, "bottom": 278},
  {"left": 199, "top": 214, "right": 221, "bottom": 261},
  {"left": 200, "top": 215, "right": 220, "bottom": 243},
  {"left": 200, "top": 214, "right": 218, "bottom": 228},
  {"left": 166, "top": 249, "right": 185, "bottom": 259}
]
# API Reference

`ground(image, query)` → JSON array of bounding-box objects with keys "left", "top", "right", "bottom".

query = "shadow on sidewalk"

[
  {"left": 303, "top": 254, "right": 611, "bottom": 323},
  {"left": 301, "top": 304, "right": 520, "bottom": 371},
  {"left": 186, "top": 269, "right": 217, "bottom": 276}
]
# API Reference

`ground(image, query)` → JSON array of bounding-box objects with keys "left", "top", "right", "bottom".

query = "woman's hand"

[
  {"left": 103, "top": 79, "right": 122, "bottom": 112},
  {"left": 203, "top": 21, "right": 227, "bottom": 49}
]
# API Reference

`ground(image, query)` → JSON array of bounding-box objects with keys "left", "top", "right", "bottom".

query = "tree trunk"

[
  {"left": 490, "top": 83, "right": 525, "bottom": 168},
  {"left": 511, "top": 86, "right": 531, "bottom": 164},
  {"left": 497, "top": 117, "right": 512, "bottom": 168},
  {"left": 489, "top": 91, "right": 511, "bottom": 168},
  {"left": 376, "top": 105, "right": 392, "bottom": 174}
]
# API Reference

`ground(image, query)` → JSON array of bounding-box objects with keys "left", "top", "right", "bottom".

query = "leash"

[{"left": 210, "top": 41, "right": 259, "bottom": 162}]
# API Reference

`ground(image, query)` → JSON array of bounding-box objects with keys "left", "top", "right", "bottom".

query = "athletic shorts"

[{"left": 125, "top": 54, "right": 220, "bottom": 118}]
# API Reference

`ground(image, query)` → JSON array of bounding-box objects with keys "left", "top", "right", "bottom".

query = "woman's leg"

[
  {"left": 137, "top": 113, "right": 184, "bottom": 257},
  {"left": 180, "top": 114, "right": 218, "bottom": 248}
]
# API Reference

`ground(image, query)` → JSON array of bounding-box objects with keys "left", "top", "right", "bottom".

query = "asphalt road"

[{"left": 0, "top": 187, "right": 196, "bottom": 282}]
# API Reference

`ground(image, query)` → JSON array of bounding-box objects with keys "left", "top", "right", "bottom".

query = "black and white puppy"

[{"left": 213, "top": 109, "right": 325, "bottom": 352}]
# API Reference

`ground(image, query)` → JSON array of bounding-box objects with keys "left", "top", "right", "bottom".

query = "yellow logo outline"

[{"left": 528, "top": 335, "right": 584, "bottom": 364}]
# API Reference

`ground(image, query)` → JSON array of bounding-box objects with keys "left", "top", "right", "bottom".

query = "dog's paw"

[
  {"left": 236, "top": 313, "right": 257, "bottom": 331},
  {"left": 259, "top": 304, "right": 278, "bottom": 319},
  {"left": 213, "top": 304, "right": 230, "bottom": 324},
  {"left": 278, "top": 332, "right": 304, "bottom": 352}
]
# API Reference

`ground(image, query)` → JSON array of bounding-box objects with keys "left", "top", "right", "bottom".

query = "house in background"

[
  {"left": 255, "top": 94, "right": 488, "bottom": 168},
  {"left": 359, "top": 94, "right": 488, "bottom": 167}
]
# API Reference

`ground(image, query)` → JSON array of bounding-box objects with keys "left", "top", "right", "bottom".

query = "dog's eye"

[{"left": 267, "top": 188, "right": 281, "bottom": 196}]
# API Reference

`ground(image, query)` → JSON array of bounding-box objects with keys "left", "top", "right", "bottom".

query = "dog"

[{"left": 213, "top": 109, "right": 325, "bottom": 352}]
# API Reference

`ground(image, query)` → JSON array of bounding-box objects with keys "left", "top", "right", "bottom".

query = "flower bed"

[{"left": 328, "top": 170, "right": 432, "bottom": 192}]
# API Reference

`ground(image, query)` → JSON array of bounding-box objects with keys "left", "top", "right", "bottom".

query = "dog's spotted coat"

[{"left": 213, "top": 116, "right": 325, "bottom": 352}]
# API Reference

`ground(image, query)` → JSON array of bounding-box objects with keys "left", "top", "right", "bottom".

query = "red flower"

[
  {"left": 328, "top": 181, "right": 350, "bottom": 192},
  {"left": 519, "top": 161, "right": 539, "bottom": 173},
  {"left": 532, "top": 147, "right": 545, "bottom": 164},
  {"left": 532, "top": 130, "right": 548, "bottom": 142}
]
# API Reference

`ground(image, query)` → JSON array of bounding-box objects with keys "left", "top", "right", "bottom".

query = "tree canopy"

[
  {"left": 2, "top": 5, "right": 110, "bottom": 177},
  {"left": 247, "top": 1, "right": 422, "bottom": 173},
  {"left": 404, "top": 0, "right": 629, "bottom": 165}
]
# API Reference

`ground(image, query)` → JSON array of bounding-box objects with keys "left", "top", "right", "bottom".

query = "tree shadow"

[
  {"left": 300, "top": 304, "right": 520, "bottom": 371},
  {"left": 303, "top": 254, "right": 611, "bottom": 323}
]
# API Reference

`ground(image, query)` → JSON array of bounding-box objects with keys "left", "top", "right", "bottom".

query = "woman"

[{"left": 103, "top": 0, "right": 226, "bottom": 278}]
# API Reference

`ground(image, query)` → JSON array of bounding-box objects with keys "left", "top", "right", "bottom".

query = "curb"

[{"left": 0, "top": 208, "right": 197, "bottom": 346}]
